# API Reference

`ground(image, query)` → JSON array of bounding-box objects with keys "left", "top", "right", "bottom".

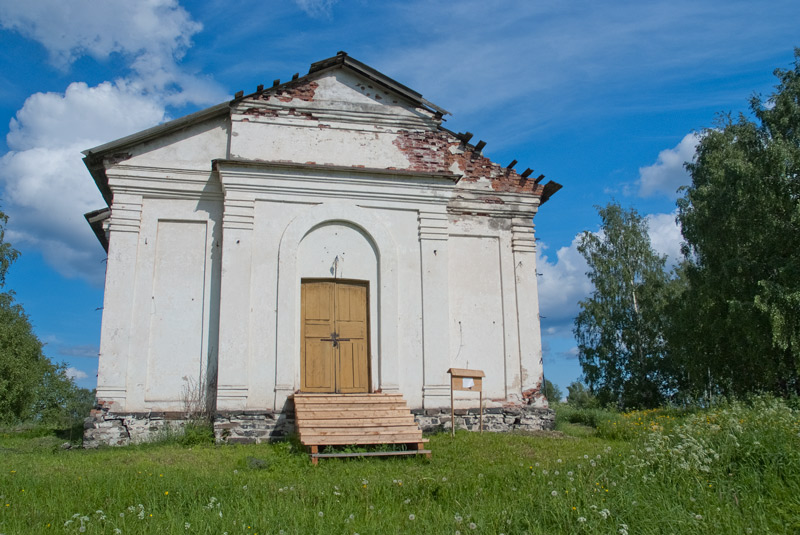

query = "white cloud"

[
  {"left": 0, "top": 82, "right": 169, "bottom": 282},
  {"left": 65, "top": 366, "right": 89, "bottom": 380},
  {"left": 646, "top": 211, "right": 683, "bottom": 267},
  {"left": 0, "top": 0, "right": 200, "bottom": 69},
  {"left": 536, "top": 235, "right": 593, "bottom": 339},
  {"left": 6, "top": 81, "right": 166, "bottom": 152},
  {"left": 638, "top": 133, "right": 699, "bottom": 199},
  {"left": 294, "top": 0, "right": 339, "bottom": 18},
  {"left": 0, "top": 2, "right": 228, "bottom": 283}
]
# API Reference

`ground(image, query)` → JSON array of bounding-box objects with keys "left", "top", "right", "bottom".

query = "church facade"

[{"left": 82, "top": 53, "right": 559, "bottom": 446}]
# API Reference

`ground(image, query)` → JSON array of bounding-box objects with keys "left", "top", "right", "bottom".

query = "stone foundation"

[
  {"left": 85, "top": 404, "right": 554, "bottom": 447},
  {"left": 413, "top": 406, "right": 555, "bottom": 433},
  {"left": 213, "top": 410, "right": 295, "bottom": 444},
  {"left": 83, "top": 406, "right": 196, "bottom": 448}
]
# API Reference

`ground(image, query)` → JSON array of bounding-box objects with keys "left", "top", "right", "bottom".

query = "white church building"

[{"left": 82, "top": 52, "right": 560, "bottom": 446}]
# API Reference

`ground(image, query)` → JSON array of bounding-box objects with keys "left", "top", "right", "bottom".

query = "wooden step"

[{"left": 293, "top": 392, "right": 430, "bottom": 464}]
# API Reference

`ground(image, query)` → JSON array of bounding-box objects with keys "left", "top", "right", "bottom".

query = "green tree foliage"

[
  {"left": 676, "top": 50, "right": 800, "bottom": 398},
  {"left": 574, "top": 203, "right": 675, "bottom": 408},
  {"left": 565, "top": 381, "right": 598, "bottom": 409},
  {"left": 0, "top": 209, "right": 94, "bottom": 424},
  {"left": 543, "top": 379, "right": 562, "bottom": 403}
]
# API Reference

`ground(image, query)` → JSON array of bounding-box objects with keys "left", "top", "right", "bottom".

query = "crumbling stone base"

[
  {"left": 83, "top": 406, "right": 196, "bottom": 448},
  {"left": 213, "top": 410, "right": 295, "bottom": 444},
  {"left": 413, "top": 405, "right": 555, "bottom": 433},
  {"left": 85, "top": 404, "right": 553, "bottom": 447}
]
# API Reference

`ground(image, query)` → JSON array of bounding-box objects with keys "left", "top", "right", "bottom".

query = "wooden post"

[
  {"left": 479, "top": 391, "right": 483, "bottom": 433},
  {"left": 450, "top": 374, "right": 455, "bottom": 438}
]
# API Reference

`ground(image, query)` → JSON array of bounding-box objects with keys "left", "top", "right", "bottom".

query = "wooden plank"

[
  {"left": 312, "top": 450, "right": 431, "bottom": 459},
  {"left": 294, "top": 395, "right": 404, "bottom": 403},
  {"left": 302, "top": 426, "right": 422, "bottom": 436},
  {"left": 299, "top": 434, "right": 424, "bottom": 445},
  {"left": 295, "top": 409, "right": 414, "bottom": 419},
  {"left": 298, "top": 417, "right": 415, "bottom": 427},
  {"left": 295, "top": 401, "right": 409, "bottom": 409},
  {"left": 447, "top": 368, "right": 485, "bottom": 378}
]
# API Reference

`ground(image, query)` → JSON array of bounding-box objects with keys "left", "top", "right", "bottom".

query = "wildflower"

[
  {"left": 404, "top": 499, "right": 411, "bottom": 504},
  {"left": 409, "top": 514, "right": 416, "bottom": 521},
  {"left": 551, "top": 490, "right": 558, "bottom": 496},
  {"left": 557, "top": 459, "right": 562, "bottom": 463},
  {"left": 695, "top": 514, "right": 703, "bottom": 520},
  {"left": 469, "top": 522, "right": 477, "bottom": 530},
  {"left": 442, "top": 477, "right": 447, "bottom": 482},
  {"left": 455, "top": 514, "right": 463, "bottom": 523},
  {"left": 242, "top": 485, "right": 248, "bottom": 491},
  {"left": 164, "top": 491, "right": 169, "bottom": 495},
  {"left": 114, "top": 529, "right": 122, "bottom": 534},
  {"left": 578, "top": 517, "right": 587, "bottom": 523},
  {"left": 185, "top": 522, "right": 191, "bottom": 529}
]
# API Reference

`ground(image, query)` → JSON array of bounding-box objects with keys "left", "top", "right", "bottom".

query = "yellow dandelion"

[{"left": 164, "top": 491, "right": 169, "bottom": 495}]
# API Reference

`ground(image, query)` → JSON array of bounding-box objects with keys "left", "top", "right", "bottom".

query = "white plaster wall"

[
  {"left": 448, "top": 235, "right": 506, "bottom": 397},
  {"left": 123, "top": 116, "right": 229, "bottom": 170},
  {"left": 122, "top": 197, "right": 222, "bottom": 411},
  {"left": 229, "top": 70, "right": 436, "bottom": 170}
]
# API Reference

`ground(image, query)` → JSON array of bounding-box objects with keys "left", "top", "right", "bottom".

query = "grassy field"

[{"left": 1, "top": 398, "right": 799, "bottom": 534}]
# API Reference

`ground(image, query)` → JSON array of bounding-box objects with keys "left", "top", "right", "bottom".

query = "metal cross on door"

[{"left": 300, "top": 280, "right": 370, "bottom": 393}]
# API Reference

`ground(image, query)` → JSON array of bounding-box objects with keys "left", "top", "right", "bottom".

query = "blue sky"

[{"left": 0, "top": 0, "right": 798, "bottom": 393}]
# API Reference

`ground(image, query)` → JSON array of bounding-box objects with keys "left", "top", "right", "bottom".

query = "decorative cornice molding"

[{"left": 215, "top": 159, "right": 458, "bottom": 207}]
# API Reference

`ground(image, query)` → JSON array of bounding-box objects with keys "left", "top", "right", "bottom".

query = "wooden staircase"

[{"left": 293, "top": 393, "right": 431, "bottom": 464}]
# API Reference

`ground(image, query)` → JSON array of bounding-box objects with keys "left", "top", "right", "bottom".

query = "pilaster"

[
  {"left": 419, "top": 210, "right": 451, "bottom": 408},
  {"left": 511, "top": 217, "right": 544, "bottom": 402},
  {"left": 96, "top": 194, "right": 143, "bottom": 408},
  {"left": 216, "top": 197, "right": 255, "bottom": 410}
]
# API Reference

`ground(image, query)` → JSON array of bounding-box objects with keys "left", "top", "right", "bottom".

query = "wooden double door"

[{"left": 300, "top": 280, "right": 370, "bottom": 393}]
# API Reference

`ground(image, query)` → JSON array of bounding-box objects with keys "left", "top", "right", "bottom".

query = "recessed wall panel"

[
  {"left": 145, "top": 220, "right": 208, "bottom": 401},
  {"left": 449, "top": 236, "right": 505, "bottom": 396}
]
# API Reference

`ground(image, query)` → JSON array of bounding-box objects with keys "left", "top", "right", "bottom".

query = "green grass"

[{"left": 2, "top": 398, "right": 799, "bottom": 534}]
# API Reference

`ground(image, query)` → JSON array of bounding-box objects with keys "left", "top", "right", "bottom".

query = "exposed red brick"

[
  {"left": 274, "top": 80, "right": 318, "bottom": 102},
  {"left": 243, "top": 107, "right": 279, "bottom": 118},
  {"left": 392, "top": 129, "right": 545, "bottom": 196}
]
